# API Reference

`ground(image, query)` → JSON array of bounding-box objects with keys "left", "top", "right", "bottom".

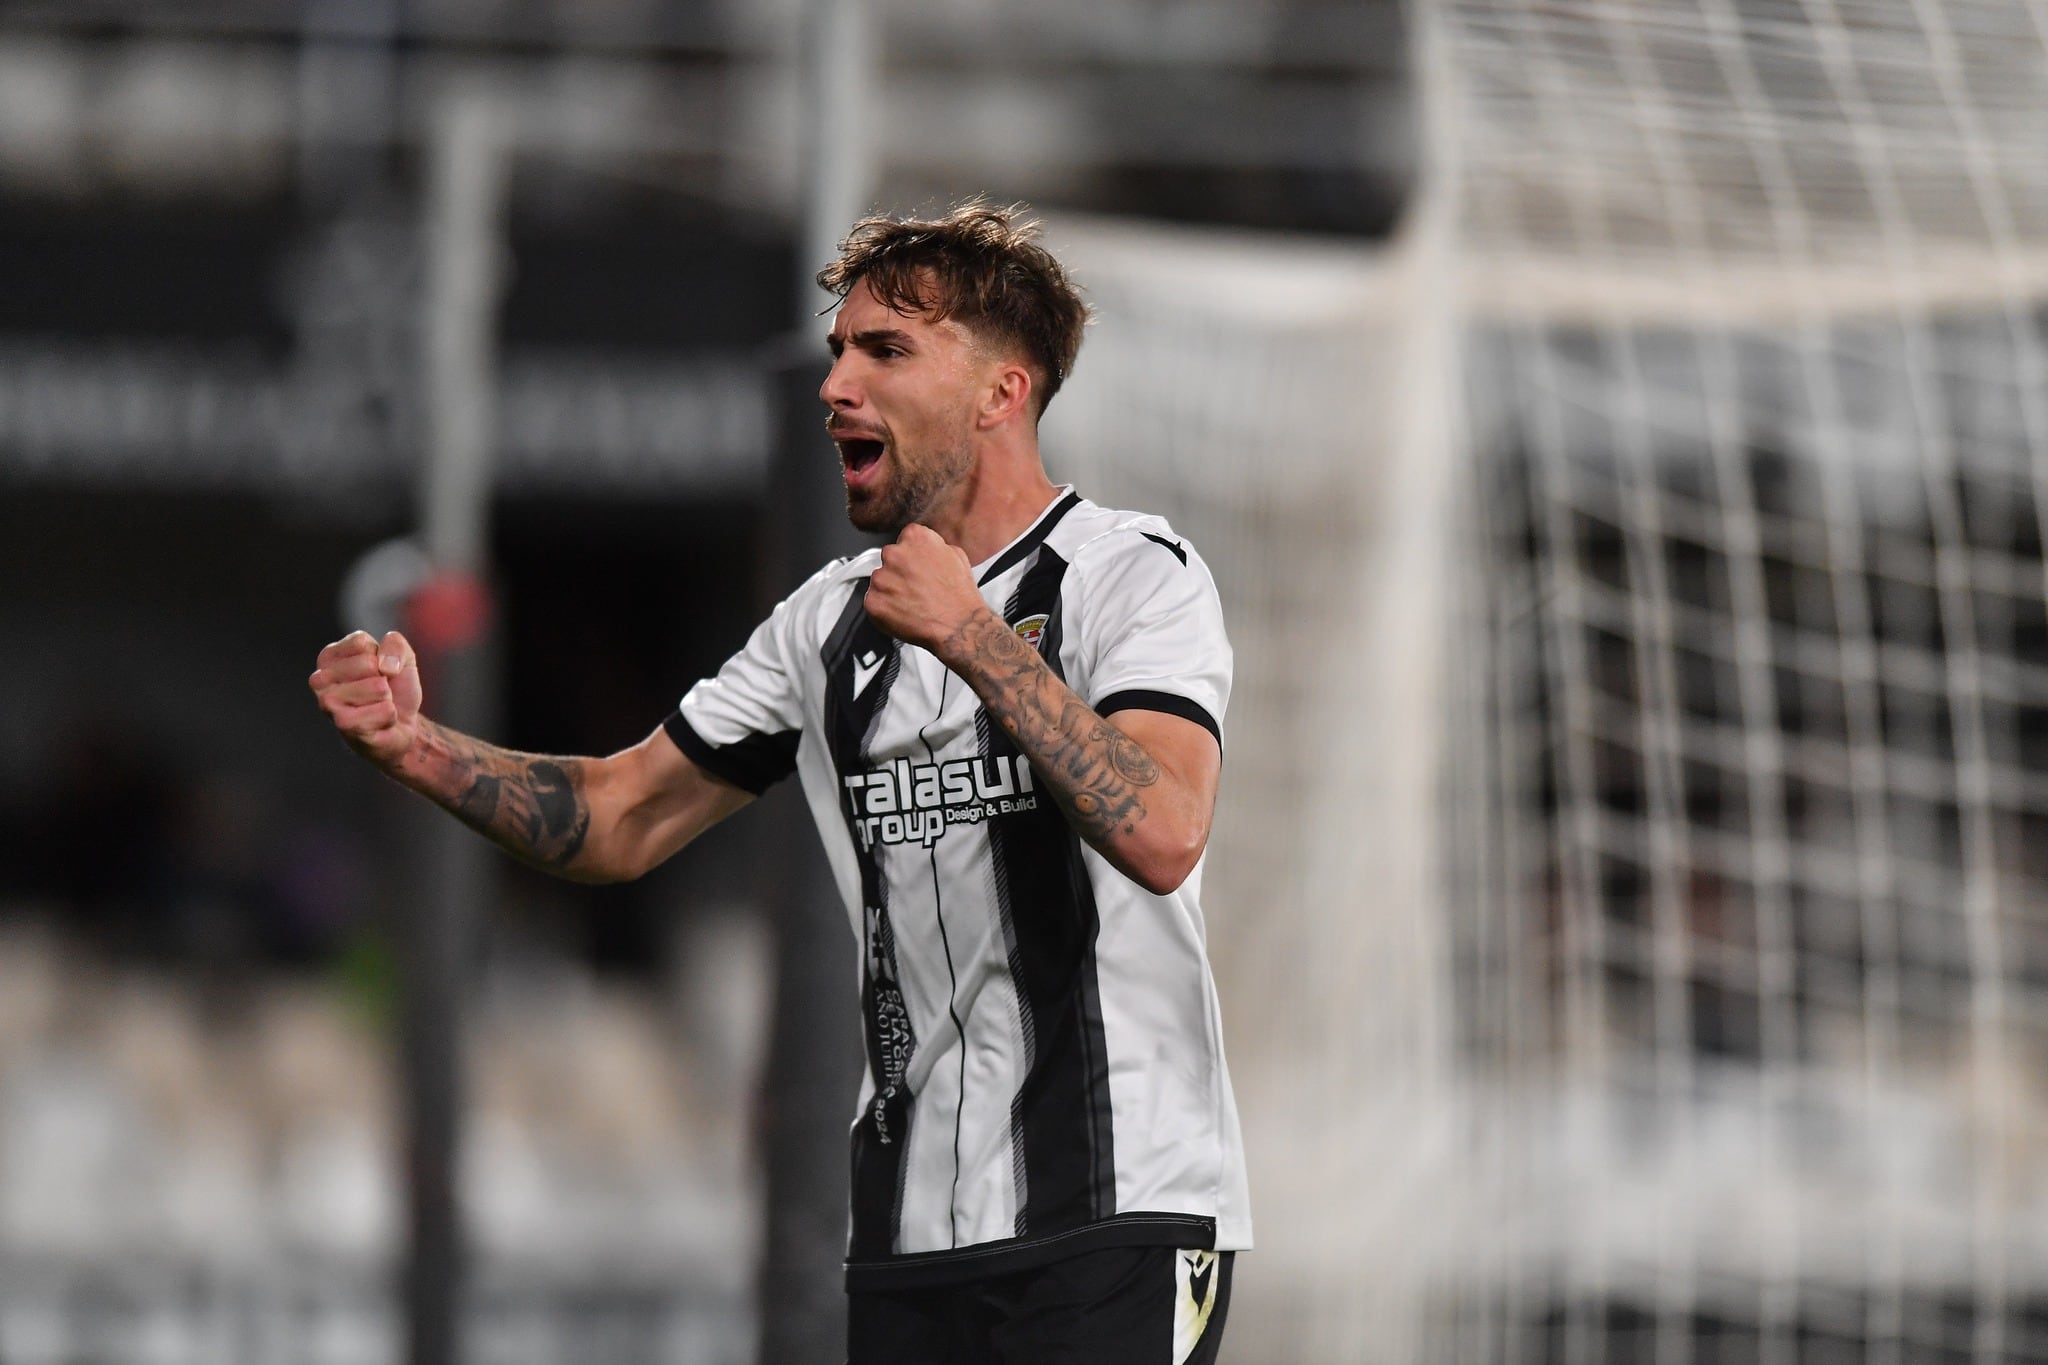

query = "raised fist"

[
  {"left": 308, "top": 629, "right": 423, "bottom": 768},
  {"left": 864, "top": 523, "right": 982, "bottom": 655}
]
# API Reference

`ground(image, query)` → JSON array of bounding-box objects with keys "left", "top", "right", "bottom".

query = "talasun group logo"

[{"left": 843, "top": 754, "right": 1040, "bottom": 850}]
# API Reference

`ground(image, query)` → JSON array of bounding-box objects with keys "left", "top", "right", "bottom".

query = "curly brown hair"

[{"left": 816, "top": 199, "right": 1090, "bottom": 417}]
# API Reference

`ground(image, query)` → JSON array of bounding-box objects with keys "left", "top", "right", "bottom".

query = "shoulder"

[
  {"left": 1047, "top": 502, "right": 1232, "bottom": 709},
  {"left": 768, "top": 550, "right": 880, "bottom": 636},
  {"left": 791, "top": 550, "right": 881, "bottom": 601},
  {"left": 1051, "top": 503, "right": 1210, "bottom": 585}
]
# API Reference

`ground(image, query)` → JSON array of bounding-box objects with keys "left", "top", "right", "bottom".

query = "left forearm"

[{"left": 938, "top": 608, "right": 1190, "bottom": 887}]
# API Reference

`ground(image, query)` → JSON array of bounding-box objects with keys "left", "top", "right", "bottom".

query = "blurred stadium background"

[{"left": 4, "top": 0, "right": 2048, "bottom": 1363}]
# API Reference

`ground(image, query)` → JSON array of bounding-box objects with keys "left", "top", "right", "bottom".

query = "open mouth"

[{"left": 837, "top": 436, "right": 885, "bottom": 478}]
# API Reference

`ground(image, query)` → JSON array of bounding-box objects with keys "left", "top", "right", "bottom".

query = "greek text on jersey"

[{"left": 843, "top": 754, "right": 1040, "bottom": 850}]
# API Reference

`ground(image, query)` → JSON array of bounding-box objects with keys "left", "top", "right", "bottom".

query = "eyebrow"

[{"left": 827, "top": 327, "right": 915, "bottom": 356}]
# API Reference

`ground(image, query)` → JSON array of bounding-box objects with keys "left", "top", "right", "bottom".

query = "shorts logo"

[
  {"left": 1011, "top": 613, "right": 1049, "bottom": 651},
  {"left": 1173, "top": 1250, "right": 1220, "bottom": 1363},
  {"left": 843, "top": 754, "right": 1039, "bottom": 850}
]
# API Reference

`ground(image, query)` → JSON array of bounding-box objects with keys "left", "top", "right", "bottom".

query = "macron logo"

[
  {"left": 852, "top": 649, "right": 884, "bottom": 699},
  {"left": 1186, "top": 1252, "right": 1215, "bottom": 1308}
]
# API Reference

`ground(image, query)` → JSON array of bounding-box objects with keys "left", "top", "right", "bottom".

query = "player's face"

[{"left": 821, "top": 279, "right": 989, "bottom": 536}]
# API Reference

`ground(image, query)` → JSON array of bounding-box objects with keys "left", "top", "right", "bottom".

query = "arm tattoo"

[
  {"left": 947, "top": 612, "right": 1160, "bottom": 845},
  {"left": 415, "top": 720, "right": 593, "bottom": 872}
]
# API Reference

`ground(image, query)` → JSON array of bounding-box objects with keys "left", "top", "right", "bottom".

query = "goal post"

[{"left": 1040, "top": 207, "right": 1466, "bottom": 1360}]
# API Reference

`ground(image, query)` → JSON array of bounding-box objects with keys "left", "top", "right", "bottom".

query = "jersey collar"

[{"left": 973, "top": 487, "right": 1083, "bottom": 587}]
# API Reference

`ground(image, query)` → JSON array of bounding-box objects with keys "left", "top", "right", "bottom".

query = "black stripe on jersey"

[
  {"left": 977, "top": 489, "right": 1081, "bottom": 586},
  {"left": 1095, "top": 689, "right": 1222, "bottom": 749},
  {"left": 980, "top": 545, "right": 1118, "bottom": 1237},
  {"left": 822, "top": 578, "right": 919, "bottom": 1260},
  {"left": 661, "top": 711, "right": 800, "bottom": 794},
  {"left": 981, "top": 696, "right": 1034, "bottom": 1229}
]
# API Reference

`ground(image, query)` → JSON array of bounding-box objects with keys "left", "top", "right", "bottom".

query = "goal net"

[
  {"left": 1047, "top": 0, "right": 2048, "bottom": 1359},
  {"left": 1444, "top": 0, "right": 2048, "bottom": 1361}
]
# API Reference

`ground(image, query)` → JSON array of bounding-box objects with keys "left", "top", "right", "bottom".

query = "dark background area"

[
  {"left": 0, "top": 185, "right": 808, "bottom": 982},
  {"left": 0, "top": 480, "right": 771, "bottom": 975}
]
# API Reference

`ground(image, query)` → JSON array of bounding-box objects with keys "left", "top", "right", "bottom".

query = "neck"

[{"left": 922, "top": 436, "right": 1062, "bottom": 565}]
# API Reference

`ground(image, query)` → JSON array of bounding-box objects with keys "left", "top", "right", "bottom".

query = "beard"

[{"left": 847, "top": 439, "right": 974, "bottom": 536}]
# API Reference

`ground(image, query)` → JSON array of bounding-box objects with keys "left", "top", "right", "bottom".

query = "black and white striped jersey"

[{"left": 664, "top": 489, "right": 1251, "bottom": 1290}]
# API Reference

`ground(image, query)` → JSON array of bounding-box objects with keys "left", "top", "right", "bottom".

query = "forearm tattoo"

[
  {"left": 947, "top": 613, "right": 1160, "bottom": 844},
  {"left": 415, "top": 720, "right": 593, "bottom": 871}
]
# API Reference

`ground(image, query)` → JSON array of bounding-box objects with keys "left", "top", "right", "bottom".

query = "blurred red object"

[{"left": 402, "top": 572, "right": 494, "bottom": 654}]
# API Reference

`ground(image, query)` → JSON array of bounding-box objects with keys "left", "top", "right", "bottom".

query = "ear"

[{"left": 977, "top": 361, "right": 1036, "bottom": 430}]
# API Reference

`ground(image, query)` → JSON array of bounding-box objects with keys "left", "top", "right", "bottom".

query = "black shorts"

[{"left": 847, "top": 1244, "right": 1234, "bottom": 1365}]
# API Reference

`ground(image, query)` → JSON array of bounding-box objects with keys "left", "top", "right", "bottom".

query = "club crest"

[{"left": 1011, "top": 613, "right": 1049, "bottom": 651}]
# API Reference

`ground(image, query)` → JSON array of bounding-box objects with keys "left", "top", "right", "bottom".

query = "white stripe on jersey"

[{"left": 673, "top": 489, "right": 1251, "bottom": 1286}]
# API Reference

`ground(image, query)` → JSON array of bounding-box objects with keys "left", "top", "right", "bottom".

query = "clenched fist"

[
  {"left": 864, "top": 524, "right": 988, "bottom": 657},
  {"left": 309, "top": 629, "right": 423, "bottom": 768}
]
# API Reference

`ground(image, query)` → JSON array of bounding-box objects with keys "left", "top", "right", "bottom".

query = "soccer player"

[{"left": 309, "top": 201, "right": 1249, "bottom": 1363}]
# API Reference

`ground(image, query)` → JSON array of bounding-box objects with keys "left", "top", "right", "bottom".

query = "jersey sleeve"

[
  {"left": 1071, "top": 528, "right": 1232, "bottom": 748},
  {"left": 665, "top": 566, "right": 837, "bottom": 794}
]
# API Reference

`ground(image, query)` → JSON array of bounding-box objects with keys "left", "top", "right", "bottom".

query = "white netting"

[{"left": 1438, "top": 0, "right": 2048, "bottom": 1362}]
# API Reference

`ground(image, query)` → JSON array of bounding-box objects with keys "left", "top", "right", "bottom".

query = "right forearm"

[{"left": 386, "top": 718, "right": 603, "bottom": 879}]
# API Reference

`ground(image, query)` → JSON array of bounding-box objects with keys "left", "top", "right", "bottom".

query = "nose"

[{"left": 819, "top": 355, "right": 860, "bottom": 412}]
